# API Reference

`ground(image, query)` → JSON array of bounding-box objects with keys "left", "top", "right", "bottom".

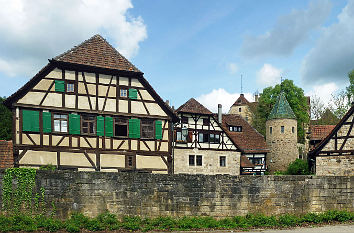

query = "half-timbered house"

[
  {"left": 308, "top": 105, "right": 354, "bottom": 176},
  {"left": 173, "top": 99, "right": 241, "bottom": 175},
  {"left": 4, "top": 35, "right": 178, "bottom": 173}
]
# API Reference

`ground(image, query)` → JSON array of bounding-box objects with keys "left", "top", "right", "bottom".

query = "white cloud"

[
  {"left": 227, "top": 63, "right": 238, "bottom": 74},
  {"left": 301, "top": 0, "right": 354, "bottom": 84},
  {"left": 196, "top": 88, "right": 253, "bottom": 113},
  {"left": 257, "top": 64, "right": 283, "bottom": 87},
  {"left": 241, "top": 0, "right": 331, "bottom": 58},
  {"left": 0, "top": 0, "right": 147, "bottom": 77},
  {"left": 306, "top": 82, "right": 339, "bottom": 107}
]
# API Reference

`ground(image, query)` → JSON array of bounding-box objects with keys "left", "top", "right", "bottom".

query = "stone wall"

[
  {"left": 174, "top": 148, "right": 240, "bottom": 175},
  {"left": 0, "top": 141, "right": 13, "bottom": 169},
  {"left": 0, "top": 170, "right": 352, "bottom": 219},
  {"left": 266, "top": 119, "right": 298, "bottom": 173},
  {"left": 316, "top": 155, "right": 354, "bottom": 176}
]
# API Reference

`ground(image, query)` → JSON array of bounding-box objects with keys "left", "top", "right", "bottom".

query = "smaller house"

[
  {"left": 308, "top": 105, "right": 354, "bottom": 176},
  {"left": 220, "top": 114, "right": 268, "bottom": 175},
  {"left": 309, "top": 125, "right": 335, "bottom": 150}
]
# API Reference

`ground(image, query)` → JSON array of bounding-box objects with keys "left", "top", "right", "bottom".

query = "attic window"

[{"left": 229, "top": 126, "right": 242, "bottom": 132}]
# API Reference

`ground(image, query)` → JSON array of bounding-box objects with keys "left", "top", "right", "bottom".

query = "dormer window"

[{"left": 229, "top": 126, "right": 242, "bottom": 132}]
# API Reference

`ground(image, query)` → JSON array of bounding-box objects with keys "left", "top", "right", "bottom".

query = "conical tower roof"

[{"left": 268, "top": 92, "right": 296, "bottom": 120}]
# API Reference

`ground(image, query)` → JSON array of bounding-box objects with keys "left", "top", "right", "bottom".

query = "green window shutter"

[
  {"left": 129, "top": 118, "right": 140, "bottom": 138},
  {"left": 96, "top": 116, "right": 104, "bottom": 136},
  {"left": 42, "top": 112, "right": 52, "bottom": 133},
  {"left": 105, "top": 117, "right": 113, "bottom": 137},
  {"left": 55, "top": 80, "right": 65, "bottom": 92},
  {"left": 22, "top": 110, "right": 39, "bottom": 132},
  {"left": 155, "top": 120, "right": 162, "bottom": 139},
  {"left": 69, "top": 114, "right": 81, "bottom": 135},
  {"left": 128, "top": 88, "right": 138, "bottom": 100}
]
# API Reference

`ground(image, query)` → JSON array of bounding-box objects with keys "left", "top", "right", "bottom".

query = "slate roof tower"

[{"left": 266, "top": 92, "right": 298, "bottom": 173}]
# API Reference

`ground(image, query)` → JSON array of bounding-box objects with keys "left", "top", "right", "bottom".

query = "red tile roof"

[
  {"left": 54, "top": 34, "right": 140, "bottom": 72},
  {"left": 221, "top": 114, "right": 269, "bottom": 153},
  {"left": 176, "top": 98, "right": 213, "bottom": 115},
  {"left": 310, "top": 125, "right": 336, "bottom": 141},
  {"left": 232, "top": 94, "right": 250, "bottom": 106},
  {"left": 241, "top": 155, "right": 255, "bottom": 168}
]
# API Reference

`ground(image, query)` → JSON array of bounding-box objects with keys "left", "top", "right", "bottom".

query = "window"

[
  {"left": 141, "top": 119, "right": 154, "bottom": 139},
  {"left": 203, "top": 118, "right": 209, "bottom": 126},
  {"left": 176, "top": 131, "right": 187, "bottom": 142},
  {"left": 114, "top": 118, "right": 128, "bottom": 137},
  {"left": 66, "top": 82, "right": 75, "bottom": 92},
  {"left": 120, "top": 88, "right": 128, "bottom": 98},
  {"left": 251, "top": 158, "right": 263, "bottom": 165},
  {"left": 229, "top": 126, "right": 242, "bottom": 132},
  {"left": 198, "top": 132, "right": 219, "bottom": 143},
  {"left": 239, "top": 107, "right": 242, "bottom": 112},
  {"left": 270, "top": 127, "right": 273, "bottom": 135},
  {"left": 220, "top": 156, "right": 226, "bottom": 167},
  {"left": 189, "top": 155, "right": 195, "bottom": 166},
  {"left": 181, "top": 116, "right": 188, "bottom": 124},
  {"left": 53, "top": 114, "right": 68, "bottom": 133},
  {"left": 82, "top": 115, "right": 96, "bottom": 135},
  {"left": 292, "top": 126, "right": 295, "bottom": 133},
  {"left": 281, "top": 126, "right": 285, "bottom": 133},
  {"left": 196, "top": 155, "right": 202, "bottom": 166},
  {"left": 125, "top": 155, "right": 135, "bottom": 168}
]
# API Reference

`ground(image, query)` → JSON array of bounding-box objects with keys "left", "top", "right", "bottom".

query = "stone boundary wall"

[
  {"left": 0, "top": 170, "right": 352, "bottom": 219},
  {"left": 0, "top": 141, "right": 13, "bottom": 169},
  {"left": 316, "top": 155, "right": 354, "bottom": 176}
]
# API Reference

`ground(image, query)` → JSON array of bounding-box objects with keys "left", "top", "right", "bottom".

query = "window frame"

[
  {"left": 120, "top": 88, "right": 128, "bottom": 98},
  {"left": 220, "top": 156, "right": 226, "bottom": 167},
  {"left": 114, "top": 117, "right": 129, "bottom": 138},
  {"left": 66, "top": 81, "right": 75, "bottom": 93},
  {"left": 52, "top": 113, "right": 68, "bottom": 133},
  {"left": 189, "top": 155, "right": 195, "bottom": 166},
  {"left": 281, "top": 126, "right": 285, "bottom": 134},
  {"left": 196, "top": 155, "right": 202, "bottom": 166},
  {"left": 141, "top": 119, "right": 154, "bottom": 139},
  {"left": 81, "top": 115, "right": 96, "bottom": 135}
]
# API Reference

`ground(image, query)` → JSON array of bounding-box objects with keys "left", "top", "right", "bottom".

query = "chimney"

[
  {"left": 255, "top": 94, "right": 259, "bottom": 102},
  {"left": 165, "top": 100, "right": 170, "bottom": 106},
  {"left": 218, "top": 104, "right": 222, "bottom": 123},
  {"left": 240, "top": 94, "right": 244, "bottom": 97}
]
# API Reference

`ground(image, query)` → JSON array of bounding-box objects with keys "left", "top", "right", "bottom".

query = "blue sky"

[{"left": 0, "top": 0, "right": 353, "bottom": 112}]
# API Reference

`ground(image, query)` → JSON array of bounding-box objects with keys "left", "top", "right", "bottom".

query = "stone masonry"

[
  {"left": 316, "top": 155, "right": 354, "bottom": 176},
  {"left": 266, "top": 119, "right": 298, "bottom": 173},
  {"left": 0, "top": 170, "right": 352, "bottom": 219},
  {"left": 0, "top": 141, "right": 13, "bottom": 169}
]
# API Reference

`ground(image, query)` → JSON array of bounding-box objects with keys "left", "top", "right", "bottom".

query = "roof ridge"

[{"left": 53, "top": 34, "right": 141, "bottom": 72}]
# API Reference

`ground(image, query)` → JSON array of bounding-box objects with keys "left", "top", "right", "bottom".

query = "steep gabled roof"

[
  {"left": 232, "top": 94, "right": 250, "bottom": 106},
  {"left": 54, "top": 34, "right": 141, "bottom": 73},
  {"left": 176, "top": 98, "right": 213, "bottom": 115},
  {"left": 309, "top": 104, "right": 354, "bottom": 157},
  {"left": 268, "top": 92, "right": 296, "bottom": 120},
  {"left": 220, "top": 114, "right": 269, "bottom": 154}
]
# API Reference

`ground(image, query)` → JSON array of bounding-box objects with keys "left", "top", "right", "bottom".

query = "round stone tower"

[{"left": 266, "top": 92, "right": 298, "bottom": 173}]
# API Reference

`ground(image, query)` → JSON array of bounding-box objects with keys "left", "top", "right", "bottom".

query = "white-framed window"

[
  {"left": 53, "top": 114, "right": 68, "bottom": 133},
  {"left": 120, "top": 89, "right": 128, "bottom": 97},
  {"left": 66, "top": 83, "right": 75, "bottom": 92},
  {"left": 229, "top": 126, "right": 242, "bottom": 132},
  {"left": 189, "top": 155, "right": 202, "bottom": 166}
]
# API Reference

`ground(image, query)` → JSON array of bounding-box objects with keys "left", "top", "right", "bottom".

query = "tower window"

[
  {"left": 270, "top": 127, "right": 272, "bottom": 134},
  {"left": 239, "top": 108, "right": 242, "bottom": 112},
  {"left": 220, "top": 156, "right": 226, "bottom": 167},
  {"left": 281, "top": 126, "right": 285, "bottom": 133},
  {"left": 292, "top": 127, "right": 295, "bottom": 133}
]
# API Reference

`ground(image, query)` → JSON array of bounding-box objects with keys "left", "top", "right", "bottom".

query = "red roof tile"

[
  {"left": 310, "top": 125, "right": 336, "bottom": 141},
  {"left": 54, "top": 34, "right": 140, "bottom": 72},
  {"left": 221, "top": 114, "right": 269, "bottom": 153},
  {"left": 232, "top": 94, "right": 250, "bottom": 106},
  {"left": 176, "top": 98, "right": 213, "bottom": 115}
]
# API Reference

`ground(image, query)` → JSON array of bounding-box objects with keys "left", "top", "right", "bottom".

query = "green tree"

[
  {"left": 0, "top": 97, "right": 12, "bottom": 140},
  {"left": 253, "top": 79, "right": 309, "bottom": 143}
]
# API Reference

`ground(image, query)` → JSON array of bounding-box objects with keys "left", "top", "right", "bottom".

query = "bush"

[
  {"left": 39, "top": 164, "right": 57, "bottom": 171},
  {"left": 278, "top": 214, "right": 300, "bottom": 226},
  {"left": 285, "top": 159, "right": 310, "bottom": 175}
]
